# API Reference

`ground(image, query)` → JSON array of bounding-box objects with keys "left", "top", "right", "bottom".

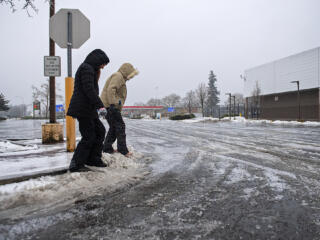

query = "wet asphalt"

[{"left": 0, "top": 119, "right": 320, "bottom": 240}]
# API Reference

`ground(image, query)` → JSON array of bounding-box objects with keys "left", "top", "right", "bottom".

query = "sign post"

[
  {"left": 44, "top": 56, "right": 61, "bottom": 77},
  {"left": 33, "top": 101, "right": 41, "bottom": 119},
  {"left": 50, "top": 8, "right": 90, "bottom": 152}
]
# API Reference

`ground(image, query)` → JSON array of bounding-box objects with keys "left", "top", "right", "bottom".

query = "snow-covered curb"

[
  {"left": 0, "top": 140, "right": 38, "bottom": 153},
  {"left": 182, "top": 117, "right": 219, "bottom": 123},
  {"left": 0, "top": 147, "right": 148, "bottom": 216},
  {"left": 182, "top": 116, "right": 320, "bottom": 127}
]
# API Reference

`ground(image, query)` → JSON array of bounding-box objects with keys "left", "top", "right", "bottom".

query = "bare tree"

[
  {"left": 31, "top": 79, "right": 63, "bottom": 118},
  {"left": 224, "top": 93, "right": 244, "bottom": 106},
  {"left": 133, "top": 102, "right": 145, "bottom": 106},
  {"left": 0, "top": 0, "right": 38, "bottom": 15},
  {"left": 183, "top": 90, "right": 197, "bottom": 114},
  {"left": 196, "top": 82, "right": 207, "bottom": 117},
  {"left": 146, "top": 98, "right": 162, "bottom": 106},
  {"left": 161, "top": 94, "right": 181, "bottom": 108},
  {"left": 7, "top": 104, "right": 27, "bottom": 118},
  {"left": 251, "top": 81, "right": 261, "bottom": 119}
]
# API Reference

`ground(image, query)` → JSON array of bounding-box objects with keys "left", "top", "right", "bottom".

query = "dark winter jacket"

[{"left": 67, "top": 49, "right": 109, "bottom": 119}]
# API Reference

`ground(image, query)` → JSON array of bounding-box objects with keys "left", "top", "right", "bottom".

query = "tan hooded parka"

[{"left": 100, "top": 63, "right": 138, "bottom": 111}]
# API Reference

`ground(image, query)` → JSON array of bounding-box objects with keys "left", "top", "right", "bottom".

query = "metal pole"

[
  {"left": 297, "top": 81, "right": 301, "bottom": 121},
  {"left": 234, "top": 97, "right": 236, "bottom": 118},
  {"left": 291, "top": 81, "right": 301, "bottom": 121},
  {"left": 49, "top": 0, "right": 56, "bottom": 123},
  {"left": 65, "top": 11, "right": 76, "bottom": 151},
  {"left": 229, "top": 96, "right": 231, "bottom": 119},
  {"left": 67, "top": 12, "right": 72, "bottom": 77},
  {"left": 226, "top": 93, "right": 231, "bottom": 120}
]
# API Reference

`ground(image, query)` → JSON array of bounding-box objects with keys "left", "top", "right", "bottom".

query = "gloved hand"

[
  {"left": 109, "top": 104, "right": 121, "bottom": 120},
  {"left": 109, "top": 104, "right": 117, "bottom": 113},
  {"left": 98, "top": 107, "right": 107, "bottom": 117}
]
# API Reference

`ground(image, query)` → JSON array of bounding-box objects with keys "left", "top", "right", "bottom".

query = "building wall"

[
  {"left": 246, "top": 88, "right": 320, "bottom": 121},
  {"left": 244, "top": 47, "right": 320, "bottom": 97}
]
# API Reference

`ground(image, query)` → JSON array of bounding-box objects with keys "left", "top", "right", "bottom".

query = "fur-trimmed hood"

[
  {"left": 118, "top": 63, "right": 139, "bottom": 81},
  {"left": 100, "top": 63, "right": 139, "bottom": 111}
]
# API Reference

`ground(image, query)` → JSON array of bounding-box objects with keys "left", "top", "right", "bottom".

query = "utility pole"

[
  {"left": 41, "top": 0, "right": 63, "bottom": 145},
  {"left": 49, "top": 0, "right": 56, "bottom": 123},
  {"left": 226, "top": 93, "right": 231, "bottom": 120},
  {"left": 291, "top": 81, "right": 301, "bottom": 121}
]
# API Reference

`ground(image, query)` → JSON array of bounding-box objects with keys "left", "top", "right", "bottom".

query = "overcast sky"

[{"left": 1, "top": 0, "right": 320, "bottom": 106}]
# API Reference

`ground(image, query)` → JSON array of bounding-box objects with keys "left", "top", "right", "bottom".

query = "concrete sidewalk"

[{"left": 0, "top": 139, "right": 71, "bottom": 185}]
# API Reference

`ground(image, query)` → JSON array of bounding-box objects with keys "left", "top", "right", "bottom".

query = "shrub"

[{"left": 170, "top": 113, "right": 195, "bottom": 120}]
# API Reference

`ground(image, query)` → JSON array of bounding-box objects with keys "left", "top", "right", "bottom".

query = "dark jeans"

[
  {"left": 69, "top": 117, "right": 106, "bottom": 170},
  {"left": 103, "top": 109, "right": 129, "bottom": 155}
]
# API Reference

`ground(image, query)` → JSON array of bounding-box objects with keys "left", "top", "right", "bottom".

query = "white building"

[{"left": 243, "top": 47, "right": 320, "bottom": 121}]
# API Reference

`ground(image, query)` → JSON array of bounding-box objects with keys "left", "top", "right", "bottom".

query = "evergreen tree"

[
  {"left": 0, "top": 93, "right": 10, "bottom": 111},
  {"left": 206, "top": 71, "right": 220, "bottom": 116}
]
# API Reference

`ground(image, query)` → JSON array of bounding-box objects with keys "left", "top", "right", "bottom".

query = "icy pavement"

[
  {"left": 0, "top": 139, "right": 70, "bottom": 182},
  {"left": 0, "top": 118, "right": 320, "bottom": 239}
]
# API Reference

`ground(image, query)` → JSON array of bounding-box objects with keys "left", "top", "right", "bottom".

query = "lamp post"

[
  {"left": 291, "top": 81, "right": 300, "bottom": 121},
  {"left": 225, "top": 93, "right": 231, "bottom": 120},
  {"left": 231, "top": 95, "right": 236, "bottom": 120},
  {"left": 240, "top": 74, "right": 248, "bottom": 118}
]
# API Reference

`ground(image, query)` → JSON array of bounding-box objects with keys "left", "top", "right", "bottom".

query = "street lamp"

[
  {"left": 240, "top": 74, "right": 246, "bottom": 81},
  {"left": 231, "top": 95, "right": 236, "bottom": 120},
  {"left": 290, "top": 81, "right": 300, "bottom": 121},
  {"left": 225, "top": 93, "right": 231, "bottom": 120},
  {"left": 240, "top": 75, "right": 248, "bottom": 118}
]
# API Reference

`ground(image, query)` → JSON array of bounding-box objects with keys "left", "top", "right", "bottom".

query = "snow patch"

[
  {"left": 183, "top": 116, "right": 320, "bottom": 127},
  {"left": 0, "top": 147, "right": 148, "bottom": 217},
  {"left": 263, "top": 170, "right": 288, "bottom": 192},
  {"left": 102, "top": 146, "right": 144, "bottom": 169},
  {"left": 0, "top": 140, "right": 38, "bottom": 153},
  {"left": 228, "top": 117, "right": 320, "bottom": 127},
  {"left": 226, "top": 166, "right": 251, "bottom": 184},
  {"left": 182, "top": 117, "right": 219, "bottom": 123},
  {"left": 242, "top": 188, "right": 255, "bottom": 200}
]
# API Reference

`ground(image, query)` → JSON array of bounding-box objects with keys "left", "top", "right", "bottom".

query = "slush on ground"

[{"left": 0, "top": 118, "right": 320, "bottom": 239}]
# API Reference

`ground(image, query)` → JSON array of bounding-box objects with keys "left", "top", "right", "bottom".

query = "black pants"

[
  {"left": 69, "top": 117, "right": 106, "bottom": 169},
  {"left": 103, "top": 109, "right": 129, "bottom": 155}
]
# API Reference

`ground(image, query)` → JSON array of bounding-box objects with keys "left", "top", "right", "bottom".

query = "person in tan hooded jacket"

[{"left": 100, "top": 63, "right": 139, "bottom": 156}]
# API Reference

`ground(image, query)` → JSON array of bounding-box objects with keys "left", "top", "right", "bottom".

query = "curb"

[{"left": 0, "top": 168, "right": 68, "bottom": 185}]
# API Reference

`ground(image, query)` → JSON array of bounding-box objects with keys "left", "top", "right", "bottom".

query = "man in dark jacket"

[{"left": 67, "top": 49, "right": 109, "bottom": 172}]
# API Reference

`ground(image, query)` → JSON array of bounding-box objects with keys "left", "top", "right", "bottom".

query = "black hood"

[{"left": 84, "top": 49, "right": 109, "bottom": 70}]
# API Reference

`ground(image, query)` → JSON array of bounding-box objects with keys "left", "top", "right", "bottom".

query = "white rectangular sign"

[{"left": 44, "top": 56, "right": 61, "bottom": 77}]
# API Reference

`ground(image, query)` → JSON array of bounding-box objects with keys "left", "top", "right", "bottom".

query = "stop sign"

[{"left": 49, "top": 9, "right": 90, "bottom": 49}]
